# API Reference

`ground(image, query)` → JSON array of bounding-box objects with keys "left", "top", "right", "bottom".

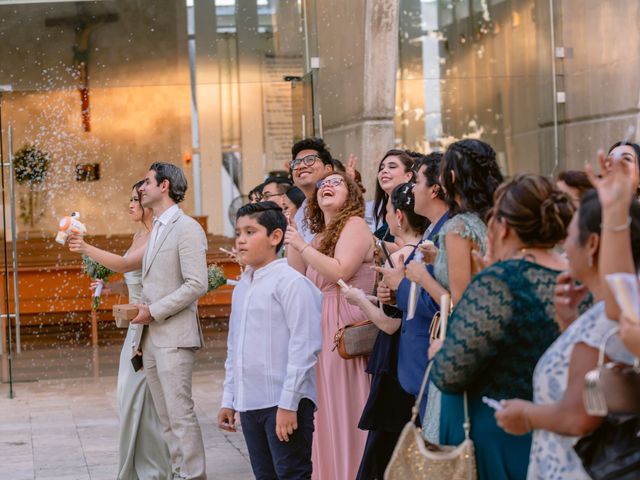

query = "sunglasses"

[
  {"left": 316, "top": 177, "right": 345, "bottom": 189},
  {"left": 289, "top": 154, "right": 318, "bottom": 170}
]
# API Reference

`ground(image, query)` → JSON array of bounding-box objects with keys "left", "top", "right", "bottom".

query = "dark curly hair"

[
  {"left": 373, "top": 149, "right": 415, "bottom": 226},
  {"left": 492, "top": 174, "right": 574, "bottom": 248},
  {"left": 440, "top": 139, "right": 503, "bottom": 218},
  {"left": 306, "top": 171, "right": 365, "bottom": 256}
]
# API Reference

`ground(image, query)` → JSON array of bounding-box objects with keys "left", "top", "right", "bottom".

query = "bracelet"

[
  {"left": 523, "top": 405, "right": 532, "bottom": 432},
  {"left": 300, "top": 244, "right": 311, "bottom": 254},
  {"left": 602, "top": 216, "right": 632, "bottom": 233}
]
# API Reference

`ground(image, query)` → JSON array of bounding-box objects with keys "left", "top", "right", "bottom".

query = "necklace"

[{"left": 512, "top": 246, "right": 553, "bottom": 262}]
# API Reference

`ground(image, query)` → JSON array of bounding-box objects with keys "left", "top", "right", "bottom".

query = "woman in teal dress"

[{"left": 431, "top": 174, "right": 575, "bottom": 480}]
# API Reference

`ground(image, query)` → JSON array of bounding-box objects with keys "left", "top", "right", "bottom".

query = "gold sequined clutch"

[
  {"left": 385, "top": 421, "right": 477, "bottom": 480},
  {"left": 384, "top": 362, "right": 477, "bottom": 480}
]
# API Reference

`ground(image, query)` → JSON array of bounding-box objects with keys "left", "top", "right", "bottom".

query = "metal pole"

[
  {"left": 186, "top": 0, "right": 203, "bottom": 216},
  {"left": 0, "top": 91, "right": 15, "bottom": 398},
  {"left": 549, "top": 0, "right": 560, "bottom": 174},
  {"left": 7, "top": 128, "right": 19, "bottom": 354},
  {"left": 302, "top": 0, "right": 311, "bottom": 73}
]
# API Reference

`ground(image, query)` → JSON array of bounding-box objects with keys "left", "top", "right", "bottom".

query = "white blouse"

[{"left": 527, "top": 301, "right": 635, "bottom": 480}]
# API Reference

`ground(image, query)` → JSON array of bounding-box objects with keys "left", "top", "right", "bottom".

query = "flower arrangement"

[
  {"left": 82, "top": 255, "right": 114, "bottom": 309},
  {"left": 207, "top": 264, "right": 227, "bottom": 292},
  {"left": 13, "top": 144, "right": 50, "bottom": 227}
]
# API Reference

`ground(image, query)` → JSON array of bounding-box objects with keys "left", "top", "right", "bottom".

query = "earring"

[{"left": 588, "top": 256, "right": 593, "bottom": 268}]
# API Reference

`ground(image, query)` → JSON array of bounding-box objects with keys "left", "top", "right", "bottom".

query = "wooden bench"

[{"left": 0, "top": 233, "right": 240, "bottom": 347}]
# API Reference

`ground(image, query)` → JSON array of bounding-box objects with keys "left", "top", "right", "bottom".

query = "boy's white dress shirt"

[{"left": 221, "top": 258, "right": 322, "bottom": 412}]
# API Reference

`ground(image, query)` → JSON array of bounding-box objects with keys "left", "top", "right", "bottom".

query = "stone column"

[
  {"left": 194, "top": 0, "right": 223, "bottom": 234},
  {"left": 311, "top": 0, "right": 399, "bottom": 197}
]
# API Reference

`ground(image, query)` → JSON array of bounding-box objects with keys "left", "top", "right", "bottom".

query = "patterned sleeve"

[
  {"left": 431, "top": 267, "right": 513, "bottom": 393},
  {"left": 438, "top": 213, "right": 487, "bottom": 255}
]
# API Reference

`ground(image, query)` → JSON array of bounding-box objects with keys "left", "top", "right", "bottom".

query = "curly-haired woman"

[
  {"left": 395, "top": 139, "right": 503, "bottom": 443},
  {"left": 285, "top": 170, "right": 375, "bottom": 480}
]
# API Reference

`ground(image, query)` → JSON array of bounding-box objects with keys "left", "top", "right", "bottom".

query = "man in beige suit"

[{"left": 132, "top": 162, "right": 208, "bottom": 480}]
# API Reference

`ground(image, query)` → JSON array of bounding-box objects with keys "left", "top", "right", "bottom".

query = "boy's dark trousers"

[{"left": 240, "top": 398, "right": 315, "bottom": 480}]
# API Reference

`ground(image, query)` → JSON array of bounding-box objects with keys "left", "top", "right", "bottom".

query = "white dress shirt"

[
  {"left": 147, "top": 204, "right": 180, "bottom": 256},
  {"left": 293, "top": 199, "right": 315, "bottom": 244},
  {"left": 221, "top": 258, "right": 322, "bottom": 412}
]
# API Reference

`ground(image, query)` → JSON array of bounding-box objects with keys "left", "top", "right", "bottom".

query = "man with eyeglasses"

[
  {"left": 289, "top": 138, "right": 334, "bottom": 243},
  {"left": 260, "top": 176, "right": 293, "bottom": 210}
]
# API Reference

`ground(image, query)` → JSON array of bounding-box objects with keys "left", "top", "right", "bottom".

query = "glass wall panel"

[
  {"left": 0, "top": 0, "right": 305, "bottom": 385},
  {"left": 397, "top": 0, "right": 557, "bottom": 175}
]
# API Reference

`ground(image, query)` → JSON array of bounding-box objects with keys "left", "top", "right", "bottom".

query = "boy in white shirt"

[{"left": 218, "top": 201, "right": 322, "bottom": 479}]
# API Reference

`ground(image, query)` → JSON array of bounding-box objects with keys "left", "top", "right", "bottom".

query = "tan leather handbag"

[{"left": 333, "top": 319, "right": 379, "bottom": 359}]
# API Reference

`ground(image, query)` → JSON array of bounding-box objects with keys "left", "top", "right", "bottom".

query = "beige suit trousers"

[{"left": 142, "top": 331, "right": 206, "bottom": 480}]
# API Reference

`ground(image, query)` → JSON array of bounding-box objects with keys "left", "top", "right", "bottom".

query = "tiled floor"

[{"left": 0, "top": 330, "right": 253, "bottom": 480}]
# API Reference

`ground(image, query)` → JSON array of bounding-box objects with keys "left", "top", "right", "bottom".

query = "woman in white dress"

[{"left": 70, "top": 181, "right": 171, "bottom": 480}]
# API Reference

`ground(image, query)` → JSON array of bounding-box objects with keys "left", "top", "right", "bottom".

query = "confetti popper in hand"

[
  {"left": 82, "top": 255, "right": 114, "bottom": 309},
  {"left": 207, "top": 264, "right": 227, "bottom": 292},
  {"left": 407, "top": 240, "right": 433, "bottom": 320}
]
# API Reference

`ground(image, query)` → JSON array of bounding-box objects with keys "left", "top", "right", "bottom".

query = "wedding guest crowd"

[{"left": 71, "top": 135, "right": 640, "bottom": 480}]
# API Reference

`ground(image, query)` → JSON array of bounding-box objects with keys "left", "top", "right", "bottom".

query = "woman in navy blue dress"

[{"left": 343, "top": 182, "right": 427, "bottom": 479}]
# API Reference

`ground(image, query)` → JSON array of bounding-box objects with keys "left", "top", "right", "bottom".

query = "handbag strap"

[
  {"left": 598, "top": 326, "right": 640, "bottom": 369},
  {"left": 598, "top": 327, "right": 620, "bottom": 368},
  {"left": 411, "top": 360, "right": 471, "bottom": 440}
]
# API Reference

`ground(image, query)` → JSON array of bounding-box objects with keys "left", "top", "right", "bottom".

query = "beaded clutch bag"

[
  {"left": 384, "top": 362, "right": 477, "bottom": 480},
  {"left": 385, "top": 293, "right": 477, "bottom": 480}
]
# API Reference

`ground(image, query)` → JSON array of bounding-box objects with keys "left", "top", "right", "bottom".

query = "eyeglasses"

[
  {"left": 261, "top": 192, "right": 286, "bottom": 201},
  {"left": 289, "top": 154, "right": 318, "bottom": 170},
  {"left": 316, "top": 177, "right": 345, "bottom": 189}
]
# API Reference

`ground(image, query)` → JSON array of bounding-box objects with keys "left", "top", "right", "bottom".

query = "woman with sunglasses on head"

[{"left": 285, "top": 171, "right": 375, "bottom": 480}]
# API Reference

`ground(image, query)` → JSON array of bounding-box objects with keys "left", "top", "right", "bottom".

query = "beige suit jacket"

[{"left": 142, "top": 208, "right": 208, "bottom": 348}]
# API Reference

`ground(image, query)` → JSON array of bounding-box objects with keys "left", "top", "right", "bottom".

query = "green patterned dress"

[
  {"left": 431, "top": 259, "right": 562, "bottom": 480},
  {"left": 422, "top": 212, "right": 487, "bottom": 443}
]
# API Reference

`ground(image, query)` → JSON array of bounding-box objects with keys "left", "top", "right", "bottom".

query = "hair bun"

[{"left": 539, "top": 191, "right": 574, "bottom": 245}]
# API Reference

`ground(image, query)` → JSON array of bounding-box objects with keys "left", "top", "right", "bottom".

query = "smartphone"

[{"left": 131, "top": 351, "right": 143, "bottom": 372}]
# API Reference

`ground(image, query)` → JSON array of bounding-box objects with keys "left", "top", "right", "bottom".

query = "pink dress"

[{"left": 307, "top": 262, "right": 375, "bottom": 480}]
